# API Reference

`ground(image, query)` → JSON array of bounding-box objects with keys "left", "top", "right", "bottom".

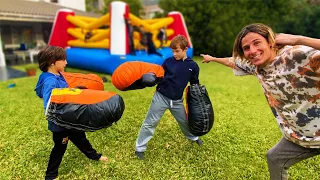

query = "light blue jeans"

[{"left": 136, "top": 91, "right": 198, "bottom": 152}]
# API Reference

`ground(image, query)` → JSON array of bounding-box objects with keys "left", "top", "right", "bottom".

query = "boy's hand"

[{"left": 200, "top": 54, "right": 214, "bottom": 63}]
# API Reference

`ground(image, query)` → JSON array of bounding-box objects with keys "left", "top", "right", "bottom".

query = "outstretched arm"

[
  {"left": 200, "top": 54, "right": 234, "bottom": 68},
  {"left": 276, "top": 33, "right": 320, "bottom": 50}
]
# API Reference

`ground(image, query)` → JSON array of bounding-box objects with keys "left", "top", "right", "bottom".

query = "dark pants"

[
  {"left": 129, "top": 35, "right": 136, "bottom": 55},
  {"left": 45, "top": 131, "right": 101, "bottom": 180},
  {"left": 267, "top": 138, "right": 320, "bottom": 180}
]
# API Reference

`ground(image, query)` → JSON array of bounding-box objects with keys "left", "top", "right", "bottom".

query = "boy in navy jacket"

[
  {"left": 135, "top": 35, "right": 203, "bottom": 160},
  {"left": 35, "top": 46, "right": 107, "bottom": 180}
]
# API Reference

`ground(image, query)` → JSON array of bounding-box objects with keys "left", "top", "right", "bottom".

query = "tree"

[
  {"left": 102, "top": 0, "right": 144, "bottom": 17},
  {"left": 280, "top": 3, "right": 320, "bottom": 38},
  {"left": 159, "top": 0, "right": 304, "bottom": 57},
  {"left": 86, "top": 0, "right": 103, "bottom": 14},
  {"left": 86, "top": 0, "right": 144, "bottom": 17},
  {"left": 153, "top": 11, "right": 165, "bottom": 19}
]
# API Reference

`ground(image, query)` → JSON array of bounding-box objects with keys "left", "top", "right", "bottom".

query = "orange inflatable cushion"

[
  {"left": 112, "top": 61, "right": 164, "bottom": 91},
  {"left": 62, "top": 72, "right": 104, "bottom": 90}
]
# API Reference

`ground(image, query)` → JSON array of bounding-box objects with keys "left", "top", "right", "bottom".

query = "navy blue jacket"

[
  {"left": 157, "top": 57, "right": 199, "bottom": 100},
  {"left": 35, "top": 72, "right": 68, "bottom": 132}
]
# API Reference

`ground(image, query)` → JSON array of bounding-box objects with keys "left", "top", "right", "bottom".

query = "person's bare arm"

[
  {"left": 200, "top": 54, "right": 234, "bottom": 68},
  {"left": 276, "top": 33, "right": 320, "bottom": 50}
]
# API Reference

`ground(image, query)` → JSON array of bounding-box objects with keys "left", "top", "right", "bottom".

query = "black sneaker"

[
  {"left": 195, "top": 139, "right": 203, "bottom": 146},
  {"left": 135, "top": 151, "right": 145, "bottom": 160}
]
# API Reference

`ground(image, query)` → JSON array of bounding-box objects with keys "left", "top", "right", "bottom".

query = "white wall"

[
  {"left": 43, "top": 0, "right": 86, "bottom": 11},
  {"left": 59, "top": 0, "right": 86, "bottom": 11},
  {"left": 0, "top": 28, "right": 6, "bottom": 67}
]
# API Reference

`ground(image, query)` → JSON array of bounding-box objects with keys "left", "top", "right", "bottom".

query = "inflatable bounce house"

[{"left": 48, "top": 1, "right": 193, "bottom": 74}]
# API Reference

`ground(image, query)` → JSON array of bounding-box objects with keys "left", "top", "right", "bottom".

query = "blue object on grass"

[{"left": 7, "top": 83, "right": 16, "bottom": 88}]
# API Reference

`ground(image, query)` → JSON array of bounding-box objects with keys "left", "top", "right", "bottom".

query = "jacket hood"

[{"left": 35, "top": 72, "right": 56, "bottom": 98}]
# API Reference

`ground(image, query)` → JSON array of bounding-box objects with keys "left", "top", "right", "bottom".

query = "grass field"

[{"left": 0, "top": 57, "right": 319, "bottom": 179}]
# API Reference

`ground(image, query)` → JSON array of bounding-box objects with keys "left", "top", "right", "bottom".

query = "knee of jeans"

[
  {"left": 266, "top": 149, "right": 277, "bottom": 163},
  {"left": 143, "top": 117, "right": 160, "bottom": 127},
  {"left": 143, "top": 119, "right": 160, "bottom": 128},
  {"left": 143, "top": 122, "right": 155, "bottom": 129}
]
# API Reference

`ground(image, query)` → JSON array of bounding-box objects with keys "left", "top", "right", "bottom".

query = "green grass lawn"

[{"left": 0, "top": 57, "right": 319, "bottom": 179}]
